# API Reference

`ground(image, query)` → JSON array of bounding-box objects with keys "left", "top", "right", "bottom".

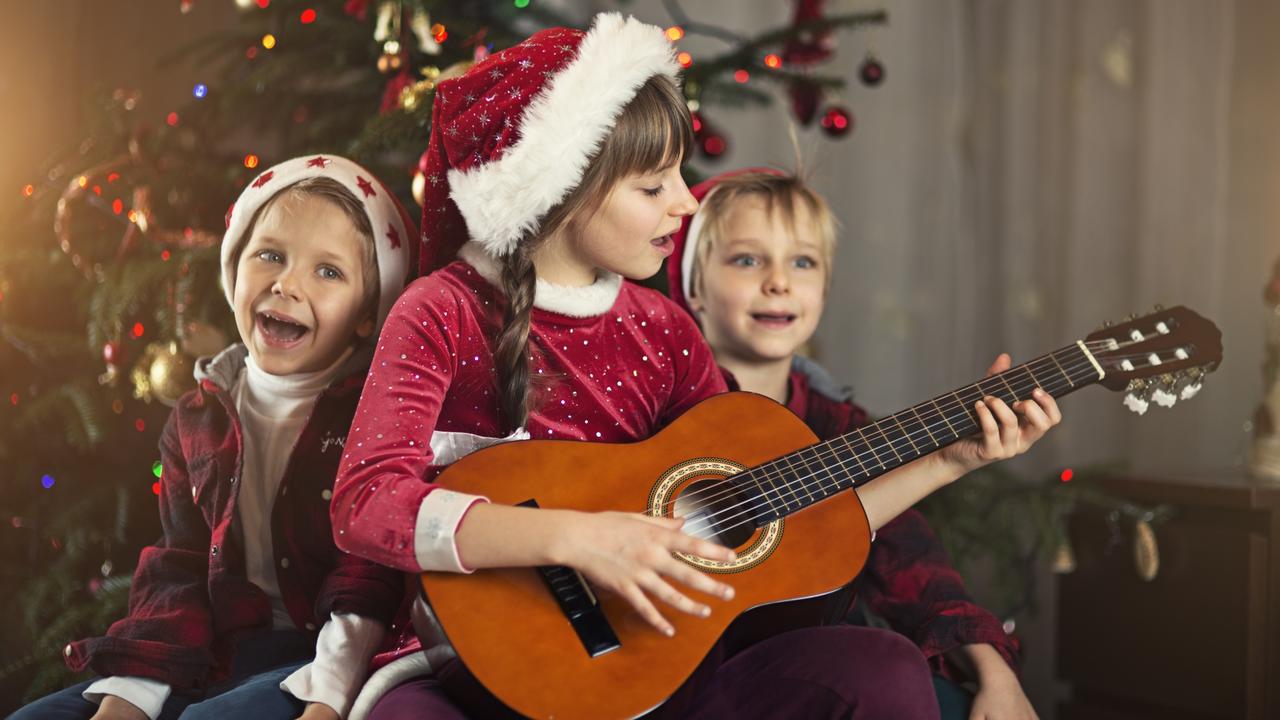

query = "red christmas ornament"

[
  {"left": 859, "top": 55, "right": 885, "bottom": 87},
  {"left": 781, "top": 0, "right": 833, "bottom": 67},
  {"left": 699, "top": 128, "right": 728, "bottom": 159},
  {"left": 819, "top": 105, "right": 853, "bottom": 137},
  {"left": 788, "top": 79, "right": 823, "bottom": 126}
]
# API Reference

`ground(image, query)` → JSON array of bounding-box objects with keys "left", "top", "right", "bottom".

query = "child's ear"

[{"left": 355, "top": 315, "right": 376, "bottom": 340}]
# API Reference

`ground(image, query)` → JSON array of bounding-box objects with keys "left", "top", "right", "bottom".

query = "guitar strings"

[
  {"left": 666, "top": 348, "right": 1191, "bottom": 537},
  {"left": 672, "top": 354, "right": 1094, "bottom": 539},
  {"left": 671, "top": 355, "right": 1091, "bottom": 537},
  {"left": 656, "top": 338, "right": 1193, "bottom": 524},
  {"left": 654, "top": 346, "right": 1105, "bottom": 520}
]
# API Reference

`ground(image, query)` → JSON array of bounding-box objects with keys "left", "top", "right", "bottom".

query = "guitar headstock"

[{"left": 1084, "top": 305, "right": 1222, "bottom": 414}]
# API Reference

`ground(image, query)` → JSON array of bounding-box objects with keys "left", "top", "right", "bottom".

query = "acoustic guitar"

[{"left": 419, "top": 305, "right": 1221, "bottom": 719}]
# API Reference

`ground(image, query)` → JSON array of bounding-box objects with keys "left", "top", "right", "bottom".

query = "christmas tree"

[{"left": 0, "top": 0, "right": 890, "bottom": 708}]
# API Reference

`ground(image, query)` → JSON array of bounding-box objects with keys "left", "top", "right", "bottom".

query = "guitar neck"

[{"left": 734, "top": 342, "right": 1104, "bottom": 526}]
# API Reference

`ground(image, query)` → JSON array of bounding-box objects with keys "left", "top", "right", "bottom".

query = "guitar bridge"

[{"left": 521, "top": 500, "right": 622, "bottom": 658}]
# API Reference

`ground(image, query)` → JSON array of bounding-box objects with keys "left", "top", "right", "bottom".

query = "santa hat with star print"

[
  {"left": 666, "top": 167, "right": 788, "bottom": 318},
  {"left": 221, "top": 154, "right": 417, "bottom": 335},
  {"left": 417, "top": 12, "right": 681, "bottom": 276}
]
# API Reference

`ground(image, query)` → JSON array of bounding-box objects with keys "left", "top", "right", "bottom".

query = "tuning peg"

[
  {"left": 1152, "top": 387, "right": 1178, "bottom": 408},
  {"left": 1124, "top": 393, "right": 1150, "bottom": 415},
  {"left": 1099, "top": 320, "right": 1114, "bottom": 330},
  {"left": 1124, "top": 313, "right": 1136, "bottom": 322},
  {"left": 1180, "top": 382, "right": 1202, "bottom": 400}
]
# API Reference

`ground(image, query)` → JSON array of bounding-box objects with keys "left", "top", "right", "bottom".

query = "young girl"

[
  {"left": 667, "top": 167, "right": 1040, "bottom": 719},
  {"left": 14, "top": 156, "right": 414, "bottom": 720},
  {"left": 333, "top": 13, "right": 1060, "bottom": 719}
]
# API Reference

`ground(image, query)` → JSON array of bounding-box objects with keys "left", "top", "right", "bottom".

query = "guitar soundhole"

[{"left": 672, "top": 478, "right": 756, "bottom": 550}]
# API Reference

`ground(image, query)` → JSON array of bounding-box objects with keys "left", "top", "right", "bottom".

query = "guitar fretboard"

[{"left": 731, "top": 343, "right": 1102, "bottom": 526}]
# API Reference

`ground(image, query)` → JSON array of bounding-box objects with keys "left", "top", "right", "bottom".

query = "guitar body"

[{"left": 420, "top": 391, "right": 872, "bottom": 720}]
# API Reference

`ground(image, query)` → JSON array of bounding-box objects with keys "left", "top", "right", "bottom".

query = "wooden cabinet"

[{"left": 1056, "top": 472, "right": 1280, "bottom": 719}]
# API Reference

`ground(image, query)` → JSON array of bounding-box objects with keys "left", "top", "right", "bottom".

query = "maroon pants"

[{"left": 369, "top": 625, "right": 940, "bottom": 720}]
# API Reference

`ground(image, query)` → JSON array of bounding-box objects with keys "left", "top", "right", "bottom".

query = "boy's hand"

[
  {"left": 947, "top": 643, "right": 1038, "bottom": 720},
  {"left": 970, "top": 663, "right": 1038, "bottom": 720},
  {"left": 936, "top": 353, "right": 1061, "bottom": 476},
  {"left": 557, "top": 511, "right": 736, "bottom": 637},
  {"left": 91, "top": 695, "right": 149, "bottom": 720},
  {"left": 295, "top": 702, "right": 341, "bottom": 720}
]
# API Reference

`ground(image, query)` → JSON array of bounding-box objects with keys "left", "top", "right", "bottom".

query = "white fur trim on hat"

[
  {"left": 457, "top": 242, "right": 622, "bottom": 317},
  {"left": 448, "top": 13, "right": 680, "bottom": 258},
  {"left": 678, "top": 189, "right": 717, "bottom": 306},
  {"left": 220, "top": 155, "right": 414, "bottom": 336}
]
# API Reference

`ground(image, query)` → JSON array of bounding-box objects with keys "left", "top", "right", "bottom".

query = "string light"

[
  {"left": 665, "top": 26, "right": 684, "bottom": 41},
  {"left": 262, "top": 34, "right": 276, "bottom": 49},
  {"left": 256, "top": 0, "right": 269, "bottom": 7},
  {"left": 131, "top": 322, "right": 145, "bottom": 338},
  {"left": 161, "top": 250, "right": 171, "bottom": 261},
  {"left": 77, "top": 176, "right": 88, "bottom": 189},
  {"left": 193, "top": 83, "right": 208, "bottom": 99},
  {"left": 244, "top": 154, "right": 260, "bottom": 169},
  {"left": 246, "top": 46, "right": 258, "bottom": 59},
  {"left": 300, "top": 8, "right": 316, "bottom": 24},
  {"left": 135, "top": 418, "right": 146, "bottom": 432},
  {"left": 22, "top": 184, "right": 33, "bottom": 197},
  {"left": 152, "top": 461, "right": 163, "bottom": 479},
  {"left": 111, "top": 199, "right": 124, "bottom": 215},
  {"left": 733, "top": 69, "right": 750, "bottom": 83},
  {"left": 107, "top": 173, "right": 119, "bottom": 183},
  {"left": 764, "top": 54, "right": 782, "bottom": 68},
  {"left": 677, "top": 52, "right": 693, "bottom": 68},
  {"left": 514, "top": 0, "right": 530, "bottom": 8},
  {"left": 152, "top": 482, "right": 161, "bottom": 495},
  {"left": 41, "top": 475, "right": 55, "bottom": 489},
  {"left": 166, "top": 112, "right": 179, "bottom": 126},
  {"left": 9, "top": 393, "right": 18, "bottom": 406},
  {"left": 1060, "top": 468, "right": 1074, "bottom": 482}
]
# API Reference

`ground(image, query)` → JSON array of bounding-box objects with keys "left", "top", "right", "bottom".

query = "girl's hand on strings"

[
  {"left": 936, "top": 353, "right": 1062, "bottom": 477},
  {"left": 557, "top": 511, "right": 736, "bottom": 637}
]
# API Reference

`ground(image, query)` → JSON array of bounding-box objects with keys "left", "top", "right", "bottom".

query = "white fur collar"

[{"left": 456, "top": 242, "right": 622, "bottom": 318}]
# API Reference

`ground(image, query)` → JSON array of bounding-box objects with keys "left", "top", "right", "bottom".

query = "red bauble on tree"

[
  {"left": 691, "top": 110, "right": 728, "bottom": 159},
  {"left": 781, "top": 0, "right": 834, "bottom": 67},
  {"left": 859, "top": 55, "right": 885, "bottom": 87},
  {"left": 700, "top": 129, "right": 728, "bottom": 159},
  {"left": 819, "top": 105, "right": 854, "bottom": 137},
  {"left": 788, "top": 79, "right": 823, "bottom": 126}
]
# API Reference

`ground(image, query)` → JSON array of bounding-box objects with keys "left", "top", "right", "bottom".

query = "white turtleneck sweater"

[{"left": 84, "top": 347, "right": 385, "bottom": 719}]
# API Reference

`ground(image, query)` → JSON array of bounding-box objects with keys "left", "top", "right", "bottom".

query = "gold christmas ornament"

[
  {"left": 1132, "top": 517, "right": 1160, "bottom": 581},
  {"left": 132, "top": 341, "right": 196, "bottom": 406},
  {"left": 398, "top": 66, "right": 441, "bottom": 112},
  {"left": 1052, "top": 539, "right": 1077, "bottom": 574},
  {"left": 411, "top": 171, "right": 427, "bottom": 207}
]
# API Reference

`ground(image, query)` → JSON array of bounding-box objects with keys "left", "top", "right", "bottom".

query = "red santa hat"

[
  {"left": 221, "top": 154, "right": 417, "bottom": 335},
  {"left": 417, "top": 12, "right": 681, "bottom": 276},
  {"left": 666, "top": 167, "right": 787, "bottom": 318}
]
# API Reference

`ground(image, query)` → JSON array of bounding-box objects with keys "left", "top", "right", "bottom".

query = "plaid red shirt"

[
  {"left": 63, "top": 349, "right": 405, "bottom": 689},
  {"left": 785, "top": 358, "right": 1021, "bottom": 678}
]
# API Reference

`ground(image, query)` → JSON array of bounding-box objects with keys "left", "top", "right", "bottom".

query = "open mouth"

[
  {"left": 750, "top": 312, "right": 797, "bottom": 329},
  {"left": 650, "top": 234, "right": 675, "bottom": 256},
  {"left": 256, "top": 310, "right": 310, "bottom": 348}
]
